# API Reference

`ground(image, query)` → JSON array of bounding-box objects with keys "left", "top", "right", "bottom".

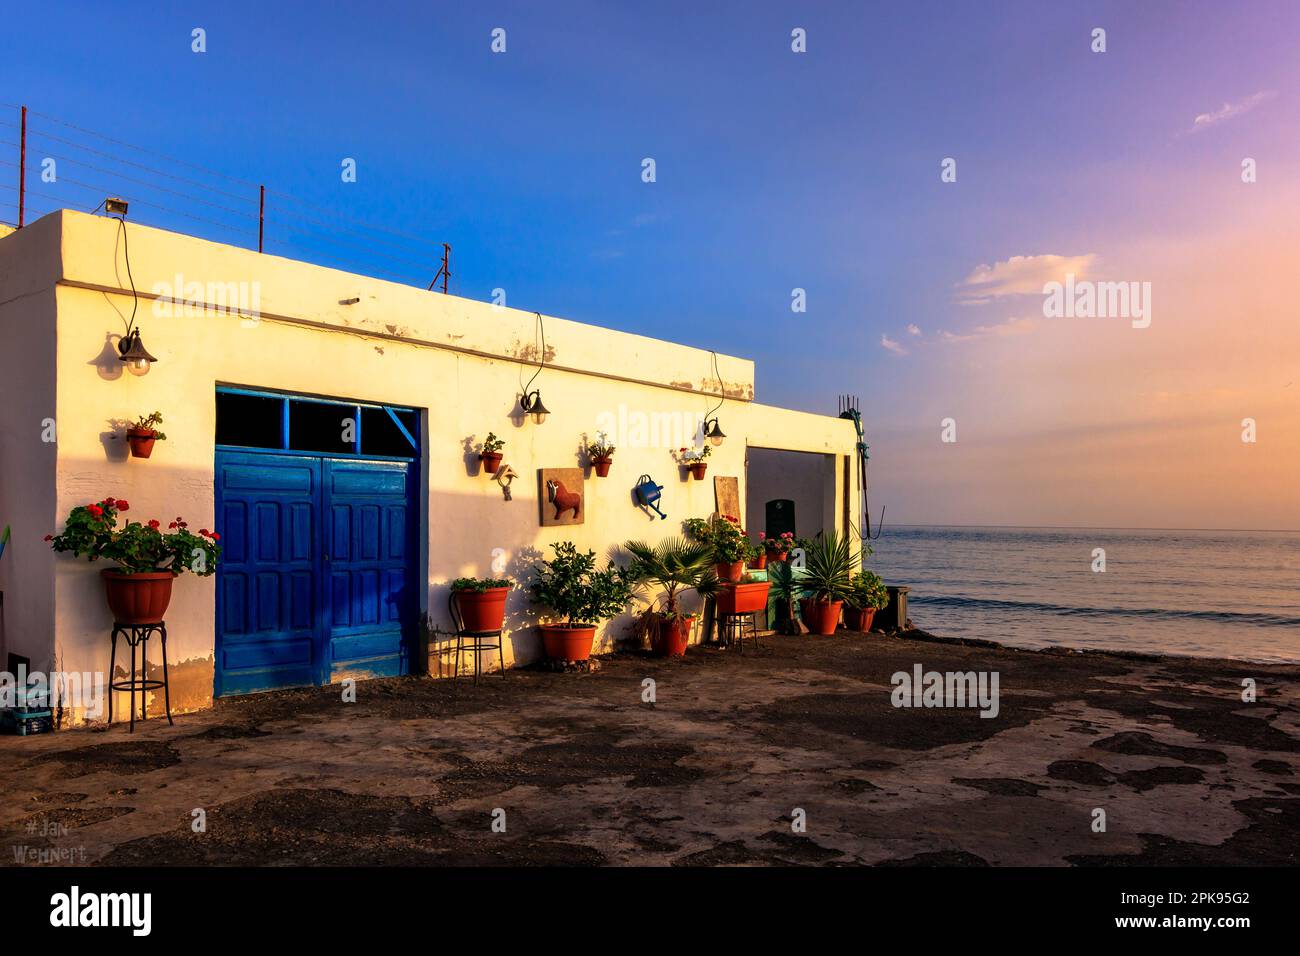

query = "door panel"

[
  {"left": 323, "top": 459, "right": 414, "bottom": 681},
  {"left": 216, "top": 451, "right": 416, "bottom": 696},
  {"left": 215, "top": 453, "right": 322, "bottom": 696}
]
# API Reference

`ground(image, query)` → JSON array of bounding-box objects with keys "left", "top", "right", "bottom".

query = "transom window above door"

[{"left": 216, "top": 387, "right": 420, "bottom": 459}]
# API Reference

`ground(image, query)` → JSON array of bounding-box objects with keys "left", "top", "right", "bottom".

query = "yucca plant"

[
  {"left": 623, "top": 536, "right": 719, "bottom": 618},
  {"left": 800, "top": 531, "right": 860, "bottom": 603}
]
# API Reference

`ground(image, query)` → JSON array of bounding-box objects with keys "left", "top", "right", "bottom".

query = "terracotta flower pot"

[
  {"left": 102, "top": 570, "right": 174, "bottom": 624},
  {"left": 843, "top": 606, "right": 877, "bottom": 632},
  {"left": 799, "top": 598, "right": 843, "bottom": 635},
  {"left": 592, "top": 457, "right": 612, "bottom": 477},
  {"left": 651, "top": 616, "right": 694, "bottom": 657},
  {"left": 714, "top": 560, "right": 745, "bottom": 583},
  {"left": 127, "top": 428, "right": 157, "bottom": 459},
  {"left": 716, "top": 581, "right": 770, "bottom": 615},
  {"left": 454, "top": 586, "right": 509, "bottom": 631},
  {"left": 748, "top": 552, "right": 768, "bottom": 570},
  {"left": 539, "top": 623, "right": 597, "bottom": 661},
  {"left": 480, "top": 451, "right": 503, "bottom": 475},
  {"left": 767, "top": 551, "right": 789, "bottom": 564},
  {"left": 688, "top": 462, "right": 707, "bottom": 480}
]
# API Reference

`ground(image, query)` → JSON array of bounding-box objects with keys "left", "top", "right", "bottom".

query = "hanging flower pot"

[
  {"left": 591, "top": 456, "right": 612, "bottom": 478},
  {"left": 650, "top": 615, "right": 694, "bottom": 657},
  {"left": 843, "top": 606, "right": 877, "bottom": 632},
  {"left": 479, "top": 432, "right": 505, "bottom": 476},
  {"left": 538, "top": 623, "right": 598, "bottom": 661},
  {"left": 125, "top": 411, "right": 166, "bottom": 459},
  {"left": 126, "top": 428, "right": 159, "bottom": 459},
  {"left": 799, "top": 598, "right": 843, "bottom": 636},
  {"left": 102, "top": 570, "right": 174, "bottom": 624},
  {"left": 688, "top": 462, "right": 707, "bottom": 480}
]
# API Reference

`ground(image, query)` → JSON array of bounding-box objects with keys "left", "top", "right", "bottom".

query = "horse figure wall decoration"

[{"left": 546, "top": 478, "right": 581, "bottom": 521}]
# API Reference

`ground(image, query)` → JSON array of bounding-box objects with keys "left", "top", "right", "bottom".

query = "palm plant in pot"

[
  {"left": 451, "top": 576, "right": 512, "bottom": 631},
  {"left": 844, "top": 569, "right": 888, "bottom": 631},
  {"left": 624, "top": 536, "right": 719, "bottom": 656},
  {"left": 46, "top": 497, "right": 220, "bottom": 624},
  {"left": 528, "top": 542, "right": 633, "bottom": 661},
  {"left": 797, "top": 531, "right": 860, "bottom": 635}
]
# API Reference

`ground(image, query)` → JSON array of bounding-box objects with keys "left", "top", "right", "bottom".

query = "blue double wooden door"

[{"left": 215, "top": 451, "right": 417, "bottom": 696}]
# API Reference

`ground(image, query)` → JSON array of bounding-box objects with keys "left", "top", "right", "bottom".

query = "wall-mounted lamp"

[
  {"left": 518, "top": 311, "right": 550, "bottom": 424},
  {"left": 702, "top": 349, "right": 726, "bottom": 446},
  {"left": 520, "top": 390, "right": 550, "bottom": 425},
  {"left": 117, "top": 328, "right": 156, "bottom": 377}
]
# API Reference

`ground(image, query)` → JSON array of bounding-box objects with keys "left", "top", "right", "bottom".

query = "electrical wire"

[{"left": 522, "top": 311, "right": 546, "bottom": 397}]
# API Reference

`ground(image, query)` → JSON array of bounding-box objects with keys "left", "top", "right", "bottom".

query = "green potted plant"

[
  {"left": 451, "top": 576, "right": 512, "bottom": 631},
  {"left": 528, "top": 542, "right": 633, "bottom": 661},
  {"left": 797, "top": 531, "right": 860, "bottom": 635},
  {"left": 479, "top": 432, "right": 505, "bottom": 475},
  {"left": 844, "top": 569, "right": 888, "bottom": 631},
  {"left": 584, "top": 430, "right": 616, "bottom": 478},
  {"left": 624, "top": 536, "right": 719, "bottom": 656},
  {"left": 126, "top": 411, "right": 166, "bottom": 459},
  {"left": 673, "top": 444, "right": 711, "bottom": 480},
  {"left": 683, "top": 513, "right": 752, "bottom": 583},
  {"left": 764, "top": 531, "right": 796, "bottom": 563},
  {"left": 46, "top": 497, "right": 220, "bottom": 624}
]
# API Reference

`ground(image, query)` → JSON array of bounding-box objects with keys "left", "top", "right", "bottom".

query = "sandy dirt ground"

[{"left": 3, "top": 629, "right": 1298, "bottom": 866}]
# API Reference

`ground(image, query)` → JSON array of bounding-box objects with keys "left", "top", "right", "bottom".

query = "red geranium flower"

[
  {"left": 199, "top": 528, "right": 210, "bottom": 537},
  {"left": 211, "top": 532, "right": 220, "bottom": 541},
  {"left": 148, "top": 519, "right": 161, "bottom": 529},
  {"left": 43, "top": 534, "right": 53, "bottom": 541},
  {"left": 168, "top": 522, "right": 178, "bottom": 529},
  {"left": 87, "top": 504, "right": 103, "bottom": 517},
  {"left": 116, "top": 500, "right": 129, "bottom": 511},
  {"left": 103, "top": 497, "right": 116, "bottom": 507}
]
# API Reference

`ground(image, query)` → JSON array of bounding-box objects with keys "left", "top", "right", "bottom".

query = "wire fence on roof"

[{"left": 0, "top": 103, "right": 449, "bottom": 289}]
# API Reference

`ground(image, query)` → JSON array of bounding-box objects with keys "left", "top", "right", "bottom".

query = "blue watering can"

[{"left": 635, "top": 475, "right": 667, "bottom": 520}]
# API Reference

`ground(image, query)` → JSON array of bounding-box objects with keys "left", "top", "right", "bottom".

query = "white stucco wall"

[{"left": 3, "top": 210, "right": 859, "bottom": 720}]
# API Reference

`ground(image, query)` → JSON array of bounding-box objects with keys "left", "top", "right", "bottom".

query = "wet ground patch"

[
  {"left": 1091, "top": 731, "right": 1227, "bottom": 765},
  {"left": 42, "top": 740, "right": 180, "bottom": 777}
]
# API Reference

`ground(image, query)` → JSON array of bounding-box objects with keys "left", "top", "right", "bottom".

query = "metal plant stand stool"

[
  {"left": 448, "top": 593, "right": 506, "bottom": 685},
  {"left": 718, "top": 611, "right": 758, "bottom": 653},
  {"left": 108, "top": 621, "right": 172, "bottom": 732}
]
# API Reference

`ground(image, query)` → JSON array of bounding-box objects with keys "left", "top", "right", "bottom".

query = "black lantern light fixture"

[
  {"left": 703, "top": 350, "right": 726, "bottom": 446},
  {"left": 519, "top": 311, "right": 550, "bottom": 424},
  {"left": 97, "top": 196, "right": 156, "bottom": 377},
  {"left": 117, "top": 328, "right": 157, "bottom": 377}
]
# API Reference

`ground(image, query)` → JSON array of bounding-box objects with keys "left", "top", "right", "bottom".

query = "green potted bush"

[
  {"left": 451, "top": 576, "right": 512, "bottom": 631},
  {"left": 46, "top": 497, "right": 220, "bottom": 624},
  {"left": 528, "top": 542, "right": 633, "bottom": 660},
  {"left": 844, "top": 570, "right": 888, "bottom": 631},
  {"left": 126, "top": 411, "right": 166, "bottom": 459},
  {"left": 797, "top": 531, "right": 860, "bottom": 635},
  {"left": 624, "top": 536, "right": 719, "bottom": 656},
  {"left": 584, "top": 430, "right": 616, "bottom": 477},
  {"left": 479, "top": 432, "right": 505, "bottom": 475},
  {"left": 683, "top": 513, "right": 754, "bottom": 582}
]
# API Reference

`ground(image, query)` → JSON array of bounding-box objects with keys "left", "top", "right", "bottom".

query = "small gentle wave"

[{"left": 914, "top": 594, "right": 1300, "bottom": 629}]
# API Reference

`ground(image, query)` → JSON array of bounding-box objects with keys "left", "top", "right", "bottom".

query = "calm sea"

[{"left": 867, "top": 526, "right": 1300, "bottom": 663}]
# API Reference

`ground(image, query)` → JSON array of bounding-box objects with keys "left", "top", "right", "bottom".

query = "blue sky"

[{"left": 4, "top": 1, "right": 1298, "bottom": 526}]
